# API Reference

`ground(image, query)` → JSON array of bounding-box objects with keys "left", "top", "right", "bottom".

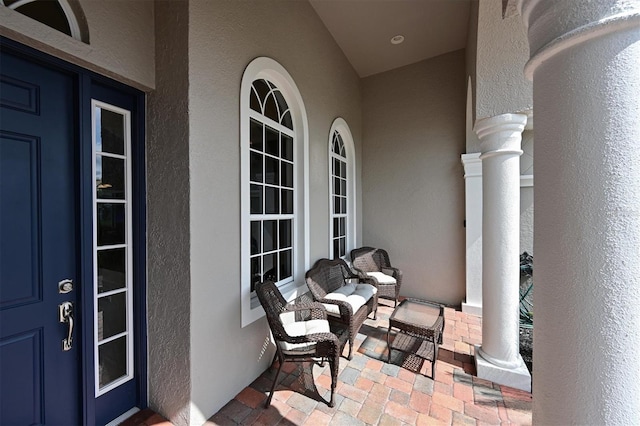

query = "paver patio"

[{"left": 208, "top": 299, "right": 533, "bottom": 425}]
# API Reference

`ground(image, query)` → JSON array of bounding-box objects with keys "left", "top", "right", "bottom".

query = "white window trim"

[
  {"left": 327, "top": 118, "right": 356, "bottom": 260},
  {"left": 241, "top": 57, "right": 309, "bottom": 327},
  {"left": 91, "top": 100, "right": 134, "bottom": 396}
]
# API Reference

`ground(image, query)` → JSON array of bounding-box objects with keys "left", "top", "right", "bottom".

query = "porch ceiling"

[{"left": 309, "top": 0, "right": 471, "bottom": 78}]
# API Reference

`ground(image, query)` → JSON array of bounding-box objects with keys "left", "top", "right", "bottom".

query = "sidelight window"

[{"left": 92, "top": 101, "right": 133, "bottom": 396}]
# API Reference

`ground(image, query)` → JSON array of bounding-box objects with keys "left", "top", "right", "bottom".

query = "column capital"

[
  {"left": 474, "top": 113, "right": 527, "bottom": 158},
  {"left": 520, "top": 0, "right": 640, "bottom": 79}
]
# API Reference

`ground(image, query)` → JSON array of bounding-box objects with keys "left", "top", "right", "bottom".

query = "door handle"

[{"left": 58, "top": 301, "right": 74, "bottom": 351}]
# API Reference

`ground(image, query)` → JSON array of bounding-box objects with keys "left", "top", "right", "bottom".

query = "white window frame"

[
  {"left": 328, "top": 118, "right": 356, "bottom": 260},
  {"left": 241, "top": 57, "right": 309, "bottom": 327},
  {"left": 91, "top": 100, "right": 134, "bottom": 396}
]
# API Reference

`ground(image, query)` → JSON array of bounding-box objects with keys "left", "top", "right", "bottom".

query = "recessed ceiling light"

[{"left": 390, "top": 35, "right": 405, "bottom": 45}]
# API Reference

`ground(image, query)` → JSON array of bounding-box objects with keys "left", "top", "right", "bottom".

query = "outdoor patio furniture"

[
  {"left": 305, "top": 258, "right": 378, "bottom": 360},
  {"left": 256, "top": 280, "right": 343, "bottom": 407},
  {"left": 387, "top": 298, "right": 444, "bottom": 378},
  {"left": 351, "top": 246, "right": 403, "bottom": 307}
]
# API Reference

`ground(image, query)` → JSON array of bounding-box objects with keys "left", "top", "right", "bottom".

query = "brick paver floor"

[{"left": 208, "top": 299, "right": 533, "bottom": 425}]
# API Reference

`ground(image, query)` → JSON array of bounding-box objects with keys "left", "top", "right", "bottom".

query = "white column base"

[
  {"left": 462, "top": 301, "right": 482, "bottom": 317},
  {"left": 475, "top": 345, "right": 531, "bottom": 392}
]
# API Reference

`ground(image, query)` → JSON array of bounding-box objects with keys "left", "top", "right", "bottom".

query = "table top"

[{"left": 389, "top": 298, "right": 443, "bottom": 330}]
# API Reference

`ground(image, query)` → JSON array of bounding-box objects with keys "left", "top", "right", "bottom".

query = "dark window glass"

[
  {"left": 333, "top": 197, "right": 340, "bottom": 215},
  {"left": 250, "top": 152, "right": 263, "bottom": 183},
  {"left": 250, "top": 119, "right": 263, "bottom": 151},
  {"left": 98, "top": 337, "right": 127, "bottom": 388},
  {"left": 263, "top": 220, "right": 278, "bottom": 252},
  {"left": 99, "top": 109, "right": 125, "bottom": 155},
  {"left": 264, "top": 93, "right": 279, "bottom": 122},
  {"left": 265, "top": 126, "right": 279, "bottom": 156},
  {"left": 252, "top": 80, "right": 270, "bottom": 108},
  {"left": 281, "top": 189, "right": 293, "bottom": 214},
  {"left": 341, "top": 179, "right": 346, "bottom": 197},
  {"left": 265, "top": 157, "right": 279, "bottom": 185},
  {"left": 265, "top": 186, "right": 279, "bottom": 214},
  {"left": 279, "top": 220, "right": 292, "bottom": 248},
  {"left": 96, "top": 156, "right": 125, "bottom": 200},
  {"left": 334, "top": 177, "right": 341, "bottom": 196},
  {"left": 251, "top": 221, "right": 261, "bottom": 255},
  {"left": 97, "top": 203, "right": 126, "bottom": 246},
  {"left": 97, "top": 293, "right": 127, "bottom": 341},
  {"left": 281, "top": 110, "right": 293, "bottom": 130},
  {"left": 15, "top": 0, "right": 71, "bottom": 37},
  {"left": 279, "top": 250, "right": 292, "bottom": 280},
  {"left": 250, "top": 88, "right": 261, "bottom": 112},
  {"left": 263, "top": 253, "right": 278, "bottom": 282},
  {"left": 251, "top": 257, "right": 261, "bottom": 292},
  {"left": 281, "top": 135, "right": 293, "bottom": 161},
  {"left": 333, "top": 240, "right": 340, "bottom": 259},
  {"left": 250, "top": 184, "right": 263, "bottom": 214},
  {"left": 340, "top": 217, "right": 346, "bottom": 235},
  {"left": 97, "top": 248, "right": 126, "bottom": 293},
  {"left": 339, "top": 237, "right": 346, "bottom": 257},
  {"left": 282, "top": 162, "right": 293, "bottom": 188},
  {"left": 274, "top": 91, "right": 288, "bottom": 119},
  {"left": 341, "top": 196, "right": 347, "bottom": 214}
]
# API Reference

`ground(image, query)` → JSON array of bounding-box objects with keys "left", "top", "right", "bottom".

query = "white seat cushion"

[
  {"left": 366, "top": 271, "right": 396, "bottom": 285},
  {"left": 279, "top": 319, "right": 330, "bottom": 350},
  {"left": 323, "top": 283, "right": 377, "bottom": 315}
]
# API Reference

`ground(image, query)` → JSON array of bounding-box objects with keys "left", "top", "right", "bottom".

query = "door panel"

[{"left": 0, "top": 52, "right": 80, "bottom": 425}]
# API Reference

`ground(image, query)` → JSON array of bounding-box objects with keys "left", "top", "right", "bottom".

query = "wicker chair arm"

[
  {"left": 283, "top": 302, "right": 328, "bottom": 321},
  {"left": 315, "top": 297, "right": 353, "bottom": 319},
  {"left": 381, "top": 266, "right": 401, "bottom": 278}
]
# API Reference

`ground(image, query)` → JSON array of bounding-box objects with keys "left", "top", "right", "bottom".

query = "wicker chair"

[
  {"left": 351, "top": 246, "right": 403, "bottom": 307},
  {"left": 256, "top": 281, "right": 341, "bottom": 407},
  {"left": 305, "top": 258, "right": 378, "bottom": 360}
]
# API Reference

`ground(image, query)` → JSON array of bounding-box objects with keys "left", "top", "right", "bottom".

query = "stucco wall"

[
  {"left": 186, "top": 1, "right": 362, "bottom": 423},
  {"left": 146, "top": 2, "right": 191, "bottom": 424},
  {"left": 0, "top": 0, "right": 155, "bottom": 89},
  {"left": 475, "top": 0, "right": 531, "bottom": 120},
  {"left": 362, "top": 51, "right": 466, "bottom": 306}
]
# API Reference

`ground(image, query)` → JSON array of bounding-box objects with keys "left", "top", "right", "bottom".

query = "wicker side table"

[{"left": 387, "top": 298, "right": 444, "bottom": 377}]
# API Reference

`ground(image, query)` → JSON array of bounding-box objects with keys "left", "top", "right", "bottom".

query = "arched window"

[
  {"left": 241, "top": 58, "right": 309, "bottom": 327},
  {"left": 328, "top": 118, "right": 356, "bottom": 260},
  {"left": 2, "top": 0, "right": 88, "bottom": 42}
]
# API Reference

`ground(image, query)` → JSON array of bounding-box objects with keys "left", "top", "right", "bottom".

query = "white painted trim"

[
  {"left": 91, "top": 100, "right": 134, "bottom": 396},
  {"left": 105, "top": 407, "right": 140, "bottom": 426},
  {"left": 461, "top": 153, "right": 482, "bottom": 178},
  {"left": 520, "top": 174, "right": 534, "bottom": 187},
  {"left": 327, "top": 118, "right": 356, "bottom": 259},
  {"left": 240, "top": 57, "right": 309, "bottom": 327}
]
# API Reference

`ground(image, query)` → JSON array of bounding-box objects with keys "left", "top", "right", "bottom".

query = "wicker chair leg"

[
  {"left": 265, "top": 355, "right": 284, "bottom": 407},
  {"left": 346, "top": 339, "right": 353, "bottom": 360},
  {"left": 328, "top": 357, "right": 337, "bottom": 407}
]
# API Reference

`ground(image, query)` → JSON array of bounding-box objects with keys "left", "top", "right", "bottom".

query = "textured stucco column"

[
  {"left": 474, "top": 113, "right": 531, "bottom": 391},
  {"left": 520, "top": 1, "right": 640, "bottom": 423},
  {"left": 461, "top": 153, "right": 483, "bottom": 316}
]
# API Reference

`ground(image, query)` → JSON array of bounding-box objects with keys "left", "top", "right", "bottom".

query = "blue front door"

[
  {"left": 0, "top": 44, "right": 146, "bottom": 425},
  {"left": 1, "top": 51, "right": 81, "bottom": 425}
]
